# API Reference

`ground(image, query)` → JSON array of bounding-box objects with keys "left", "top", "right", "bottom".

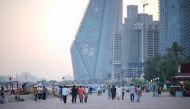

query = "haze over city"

[{"left": 0, "top": 0, "right": 158, "bottom": 81}]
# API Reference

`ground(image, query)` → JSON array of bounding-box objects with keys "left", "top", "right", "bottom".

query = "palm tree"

[
  {"left": 166, "top": 42, "right": 184, "bottom": 69},
  {"left": 183, "top": 54, "right": 190, "bottom": 64}
]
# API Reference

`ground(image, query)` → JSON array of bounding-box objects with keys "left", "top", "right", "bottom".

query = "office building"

[
  {"left": 123, "top": 5, "right": 159, "bottom": 78},
  {"left": 71, "top": 0, "right": 123, "bottom": 80},
  {"left": 159, "top": 0, "right": 190, "bottom": 57}
]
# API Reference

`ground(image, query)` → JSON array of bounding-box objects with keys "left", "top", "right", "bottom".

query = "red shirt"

[{"left": 78, "top": 88, "right": 84, "bottom": 96}]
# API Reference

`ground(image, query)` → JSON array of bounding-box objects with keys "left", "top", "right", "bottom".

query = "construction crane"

[
  {"left": 141, "top": 0, "right": 149, "bottom": 63},
  {"left": 140, "top": 0, "right": 149, "bottom": 80},
  {"left": 143, "top": 2, "right": 149, "bottom": 14}
]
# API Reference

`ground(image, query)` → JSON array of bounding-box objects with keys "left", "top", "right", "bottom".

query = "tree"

[
  {"left": 134, "top": 78, "right": 145, "bottom": 86},
  {"left": 144, "top": 54, "right": 177, "bottom": 84},
  {"left": 182, "top": 54, "right": 190, "bottom": 64},
  {"left": 144, "top": 55, "right": 161, "bottom": 81},
  {"left": 144, "top": 42, "right": 185, "bottom": 85},
  {"left": 166, "top": 42, "right": 184, "bottom": 68},
  {"left": 159, "top": 54, "right": 177, "bottom": 84}
]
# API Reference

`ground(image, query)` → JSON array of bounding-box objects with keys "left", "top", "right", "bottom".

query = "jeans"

[
  {"left": 0, "top": 95, "right": 5, "bottom": 103},
  {"left": 63, "top": 95, "right": 67, "bottom": 103},
  {"left": 136, "top": 95, "right": 140, "bottom": 102},
  {"left": 130, "top": 93, "right": 134, "bottom": 102},
  {"left": 72, "top": 95, "right": 77, "bottom": 103},
  {"left": 79, "top": 96, "right": 83, "bottom": 103},
  {"left": 122, "top": 92, "right": 124, "bottom": 99}
]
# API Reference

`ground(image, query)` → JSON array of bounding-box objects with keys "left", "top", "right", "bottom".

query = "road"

[{"left": 1, "top": 92, "right": 190, "bottom": 109}]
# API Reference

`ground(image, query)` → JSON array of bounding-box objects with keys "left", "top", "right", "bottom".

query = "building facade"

[
  {"left": 71, "top": 0, "right": 123, "bottom": 80},
  {"left": 159, "top": 0, "right": 190, "bottom": 57},
  {"left": 123, "top": 5, "right": 159, "bottom": 78}
]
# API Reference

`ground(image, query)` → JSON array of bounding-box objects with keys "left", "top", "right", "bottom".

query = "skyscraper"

[
  {"left": 123, "top": 5, "right": 159, "bottom": 78},
  {"left": 159, "top": 0, "right": 190, "bottom": 57},
  {"left": 70, "top": 0, "right": 123, "bottom": 80}
]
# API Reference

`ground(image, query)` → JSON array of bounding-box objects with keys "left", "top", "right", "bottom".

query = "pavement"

[{"left": 1, "top": 92, "right": 190, "bottom": 109}]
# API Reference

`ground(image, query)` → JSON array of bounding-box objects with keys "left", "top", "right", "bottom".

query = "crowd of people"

[
  {"left": 0, "top": 83, "right": 159, "bottom": 104},
  {"left": 59, "top": 85, "right": 90, "bottom": 104},
  {"left": 54, "top": 83, "right": 145, "bottom": 104},
  {"left": 33, "top": 86, "right": 48, "bottom": 101},
  {"left": 107, "top": 84, "right": 143, "bottom": 102}
]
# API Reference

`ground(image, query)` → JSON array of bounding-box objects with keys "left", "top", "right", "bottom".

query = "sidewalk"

[{"left": 1, "top": 92, "right": 190, "bottom": 109}]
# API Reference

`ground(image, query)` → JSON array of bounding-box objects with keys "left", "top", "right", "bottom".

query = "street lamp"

[
  {"left": 9, "top": 75, "right": 13, "bottom": 94},
  {"left": 9, "top": 76, "right": 12, "bottom": 81},
  {"left": 9, "top": 76, "right": 13, "bottom": 85}
]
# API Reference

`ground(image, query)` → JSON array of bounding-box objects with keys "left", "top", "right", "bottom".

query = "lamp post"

[
  {"left": 150, "top": 79, "right": 152, "bottom": 91},
  {"left": 15, "top": 71, "right": 18, "bottom": 81},
  {"left": 9, "top": 76, "right": 12, "bottom": 89},
  {"left": 157, "top": 77, "right": 159, "bottom": 85},
  {"left": 62, "top": 76, "right": 65, "bottom": 85},
  {"left": 9, "top": 75, "right": 13, "bottom": 94},
  {"left": 157, "top": 77, "right": 160, "bottom": 95},
  {"left": 153, "top": 79, "right": 155, "bottom": 91}
]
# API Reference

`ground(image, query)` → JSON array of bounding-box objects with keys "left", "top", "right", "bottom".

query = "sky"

[{"left": 0, "top": 0, "right": 158, "bottom": 81}]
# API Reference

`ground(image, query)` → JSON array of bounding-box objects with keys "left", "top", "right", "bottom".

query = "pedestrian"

[
  {"left": 107, "top": 85, "right": 111, "bottom": 99},
  {"left": 129, "top": 84, "right": 135, "bottom": 102},
  {"left": 84, "top": 87, "right": 89, "bottom": 103},
  {"left": 59, "top": 86, "right": 62, "bottom": 101},
  {"left": 78, "top": 86, "right": 84, "bottom": 103},
  {"left": 158, "top": 86, "right": 162, "bottom": 96},
  {"left": 62, "top": 85, "right": 69, "bottom": 104},
  {"left": 136, "top": 86, "right": 142, "bottom": 102},
  {"left": 116, "top": 86, "right": 122, "bottom": 100},
  {"left": 42, "top": 86, "right": 47, "bottom": 100},
  {"left": 111, "top": 85, "right": 116, "bottom": 100},
  {"left": 121, "top": 85, "right": 125, "bottom": 100},
  {"left": 33, "top": 87, "right": 38, "bottom": 101},
  {"left": 37, "top": 86, "right": 42, "bottom": 100},
  {"left": 0, "top": 86, "right": 5, "bottom": 103},
  {"left": 89, "top": 87, "right": 93, "bottom": 95},
  {"left": 71, "top": 85, "right": 78, "bottom": 103},
  {"left": 97, "top": 86, "right": 101, "bottom": 96}
]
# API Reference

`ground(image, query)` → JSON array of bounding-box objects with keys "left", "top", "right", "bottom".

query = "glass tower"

[
  {"left": 71, "top": 0, "right": 123, "bottom": 80},
  {"left": 159, "top": 0, "right": 190, "bottom": 57}
]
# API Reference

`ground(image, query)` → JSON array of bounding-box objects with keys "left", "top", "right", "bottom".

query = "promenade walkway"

[{"left": 1, "top": 92, "right": 190, "bottom": 109}]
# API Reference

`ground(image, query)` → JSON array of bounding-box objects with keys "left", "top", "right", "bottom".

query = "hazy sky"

[{"left": 0, "top": 0, "right": 158, "bottom": 81}]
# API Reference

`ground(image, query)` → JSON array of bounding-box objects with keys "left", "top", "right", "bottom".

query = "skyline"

[{"left": 0, "top": 0, "right": 158, "bottom": 81}]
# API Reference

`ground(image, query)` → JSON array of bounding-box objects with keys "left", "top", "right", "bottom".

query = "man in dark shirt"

[
  {"left": 71, "top": 85, "right": 78, "bottom": 103},
  {"left": 111, "top": 85, "right": 116, "bottom": 100}
]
